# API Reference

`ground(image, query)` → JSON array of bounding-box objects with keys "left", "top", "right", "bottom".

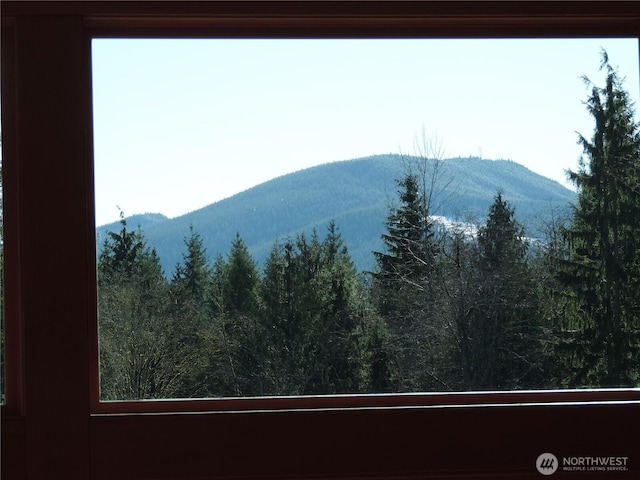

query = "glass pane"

[{"left": 92, "top": 39, "right": 640, "bottom": 400}]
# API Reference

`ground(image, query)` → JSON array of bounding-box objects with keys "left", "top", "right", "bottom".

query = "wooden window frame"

[{"left": 2, "top": 2, "right": 640, "bottom": 479}]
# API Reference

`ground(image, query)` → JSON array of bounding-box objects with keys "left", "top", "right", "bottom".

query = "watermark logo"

[
  {"left": 536, "top": 453, "right": 630, "bottom": 475},
  {"left": 562, "top": 456, "right": 629, "bottom": 472},
  {"left": 537, "top": 453, "right": 559, "bottom": 475}
]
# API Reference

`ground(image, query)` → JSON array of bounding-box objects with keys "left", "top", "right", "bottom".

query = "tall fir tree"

[
  {"left": 223, "top": 233, "right": 260, "bottom": 315},
  {"left": 373, "top": 173, "right": 436, "bottom": 304},
  {"left": 171, "top": 225, "right": 212, "bottom": 309},
  {"left": 259, "top": 234, "right": 322, "bottom": 395},
  {"left": 169, "top": 226, "right": 213, "bottom": 397},
  {"left": 463, "top": 192, "right": 546, "bottom": 390},
  {"left": 98, "top": 212, "right": 163, "bottom": 283},
  {"left": 372, "top": 172, "right": 445, "bottom": 391},
  {"left": 307, "top": 221, "right": 363, "bottom": 393},
  {"left": 557, "top": 52, "right": 640, "bottom": 387},
  {"left": 205, "top": 233, "right": 263, "bottom": 397}
]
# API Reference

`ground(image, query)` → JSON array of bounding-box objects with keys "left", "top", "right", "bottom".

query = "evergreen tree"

[
  {"left": 477, "top": 192, "right": 526, "bottom": 271},
  {"left": 205, "top": 234, "right": 263, "bottom": 397},
  {"left": 463, "top": 192, "right": 546, "bottom": 390},
  {"left": 557, "top": 52, "right": 640, "bottom": 387},
  {"left": 353, "top": 276, "right": 395, "bottom": 392},
  {"left": 372, "top": 172, "right": 444, "bottom": 391},
  {"left": 98, "top": 215, "right": 194, "bottom": 400},
  {"left": 171, "top": 225, "right": 212, "bottom": 309},
  {"left": 259, "top": 236, "right": 314, "bottom": 395},
  {"left": 98, "top": 212, "right": 163, "bottom": 283},
  {"left": 169, "top": 226, "right": 213, "bottom": 397},
  {"left": 307, "top": 222, "right": 362, "bottom": 393},
  {"left": 223, "top": 233, "right": 260, "bottom": 314},
  {"left": 259, "top": 224, "right": 378, "bottom": 395},
  {"left": 373, "top": 173, "right": 436, "bottom": 305}
]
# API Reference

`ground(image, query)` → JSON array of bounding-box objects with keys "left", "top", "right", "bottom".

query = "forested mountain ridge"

[{"left": 97, "top": 154, "right": 575, "bottom": 273}]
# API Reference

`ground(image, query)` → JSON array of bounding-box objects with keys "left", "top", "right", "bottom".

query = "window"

[
  {"left": 92, "top": 38, "right": 640, "bottom": 401},
  {"left": 2, "top": 3, "right": 640, "bottom": 479}
]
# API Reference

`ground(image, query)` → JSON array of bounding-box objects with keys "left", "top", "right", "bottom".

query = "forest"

[{"left": 95, "top": 55, "right": 640, "bottom": 400}]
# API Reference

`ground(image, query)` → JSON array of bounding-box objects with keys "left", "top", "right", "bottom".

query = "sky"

[{"left": 92, "top": 38, "right": 640, "bottom": 227}]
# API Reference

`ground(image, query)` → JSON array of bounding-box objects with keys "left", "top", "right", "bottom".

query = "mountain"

[{"left": 96, "top": 154, "right": 576, "bottom": 274}]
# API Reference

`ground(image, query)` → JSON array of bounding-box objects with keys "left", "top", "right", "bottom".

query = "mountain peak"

[{"left": 97, "top": 155, "right": 575, "bottom": 274}]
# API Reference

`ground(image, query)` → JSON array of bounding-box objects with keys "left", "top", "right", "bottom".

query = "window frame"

[{"left": 2, "top": 2, "right": 640, "bottom": 479}]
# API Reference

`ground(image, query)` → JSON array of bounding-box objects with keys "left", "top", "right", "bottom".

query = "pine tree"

[
  {"left": 308, "top": 221, "right": 362, "bottom": 393},
  {"left": 373, "top": 173, "right": 436, "bottom": 303},
  {"left": 259, "top": 236, "right": 314, "bottom": 395},
  {"left": 464, "top": 192, "right": 545, "bottom": 390},
  {"left": 258, "top": 224, "right": 375, "bottom": 395},
  {"left": 98, "top": 212, "right": 163, "bottom": 284},
  {"left": 169, "top": 226, "right": 213, "bottom": 397},
  {"left": 205, "top": 234, "right": 263, "bottom": 397},
  {"left": 557, "top": 52, "right": 640, "bottom": 387},
  {"left": 98, "top": 215, "right": 197, "bottom": 400},
  {"left": 477, "top": 192, "right": 526, "bottom": 271},
  {"left": 223, "top": 233, "right": 260, "bottom": 315},
  {"left": 171, "top": 225, "right": 212, "bottom": 309},
  {"left": 372, "top": 172, "right": 444, "bottom": 391}
]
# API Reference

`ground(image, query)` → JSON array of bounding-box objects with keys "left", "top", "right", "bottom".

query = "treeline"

[
  {"left": 99, "top": 220, "right": 389, "bottom": 398},
  {"left": 97, "top": 54, "right": 640, "bottom": 400}
]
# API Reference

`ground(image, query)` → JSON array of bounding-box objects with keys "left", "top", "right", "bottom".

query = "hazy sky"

[{"left": 92, "top": 38, "right": 639, "bottom": 226}]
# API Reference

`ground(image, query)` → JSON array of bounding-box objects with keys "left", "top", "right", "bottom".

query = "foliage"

[
  {"left": 204, "top": 234, "right": 262, "bottom": 396},
  {"left": 258, "top": 224, "right": 388, "bottom": 395},
  {"left": 98, "top": 215, "right": 199, "bottom": 399},
  {"left": 373, "top": 174, "right": 437, "bottom": 294},
  {"left": 168, "top": 226, "right": 214, "bottom": 397},
  {"left": 553, "top": 52, "right": 640, "bottom": 387},
  {"left": 372, "top": 172, "right": 448, "bottom": 391},
  {"left": 461, "top": 193, "right": 548, "bottom": 389}
]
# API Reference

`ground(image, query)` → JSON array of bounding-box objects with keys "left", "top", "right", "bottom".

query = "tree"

[
  {"left": 529, "top": 207, "right": 577, "bottom": 387},
  {"left": 372, "top": 172, "right": 449, "bottom": 391},
  {"left": 98, "top": 211, "right": 164, "bottom": 283},
  {"left": 171, "top": 225, "right": 212, "bottom": 309},
  {"left": 169, "top": 226, "right": 214, "bottom": 397},
  {"left": 98, "top": 215, "right": 195, "bottom": 400},
  {"left": 353, "top": 276, "right": 395, "bottom": 393},
  {"left": 258, "top": 224, "right": 378, "bottom": 395},
  {"left": 462, "top": 192, "right": 546, "bottom": 390},
  {"left": 373, "top": 173, "right": 438, "bottom": 312},
  {"left": 556, "top": 52, "right": 640, "bottom": 387},
  {"left": 438, "top": 226, "right": 481, "bottom": 391},
  {"left": 205, "top": 234, "right": 263, "bottom": 397},
  {"left": 258, "top": 234, "right": 320, "bottom": 395},
  {"left": 221, "top": 233, "right": 260, "bottom": 315},
  {"left": 306, "top": 221, "right": 365, "bottom": 394}
]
